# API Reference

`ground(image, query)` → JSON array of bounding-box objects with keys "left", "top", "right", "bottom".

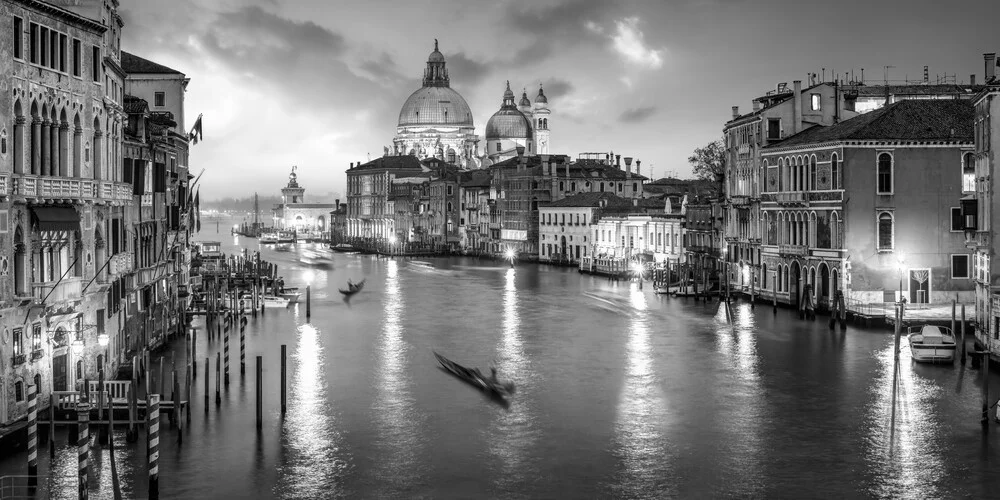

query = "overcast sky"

[{"left": 120, "top": 0, "right": 996, "bottom": 201}]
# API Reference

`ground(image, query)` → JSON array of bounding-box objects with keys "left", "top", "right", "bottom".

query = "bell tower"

[
  {"left": 533, "top": 84, "right": 551, "bottom": 154},
  {"left": 281, "top": 166, "right": 305, "bottom": 204}
]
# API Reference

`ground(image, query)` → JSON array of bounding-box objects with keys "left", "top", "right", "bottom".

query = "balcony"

[
  {"left": 11, "top": 354, "right": 26, "bottom": 366},
  {"left": 13, "top": 174, "right": 132, "bottom": 204},
  {"left": 31, "top": 277, "right": 84, "bottom": 303},
  {"left": 778, "top": 244, "right": 808, "bottom": 257},
  {"left": 0, "top": 173, "right": 8, "bottom": 197},
  {"left": 31, "top": 349, "right": 44, "bottom": 362}
]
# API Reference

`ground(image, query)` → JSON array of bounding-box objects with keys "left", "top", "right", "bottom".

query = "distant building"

[
  {"left": 482, "top": 81, "right": 551, "bottom": 166},
  {"left": 328, "top": 201, "right": 347, "bottom": 244},
  {"left": 683, "top": 196, "right": 724, "bottom": 279},
  {"left": 272, "top": 167, "right": 335, "bottom": 236},
  {"left": 847, "top": 80, "right": 984, "bottom": 115},
  {"left": 538, "top": 192, "right": 638, "bottom": 265},
  {"left": 589, "top": 212, "right": 686, "bottom": 268},
  {"left": 458, "top": 169, "right": 493, "bottom": 254},
  {"left": 760, "top": 99, "right": 974, "bottom": 310}
]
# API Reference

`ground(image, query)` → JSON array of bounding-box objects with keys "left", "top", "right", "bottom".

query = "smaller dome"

[
  {"left": 519, "top": 90, "right": 531, "bottom": 107},
  {"left": 486, "top": 109, "right": 532, "bottom": 140},
  {"left": 535, "top": 84, "right": 548, "bottom": 104}
]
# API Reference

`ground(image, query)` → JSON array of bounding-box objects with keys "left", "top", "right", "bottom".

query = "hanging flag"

[
  {"left": 188, "top": 114, "right": 204, "bottom": 144},
  {"left": 195, "top": 187, "right": 202, "bottom": 233}
]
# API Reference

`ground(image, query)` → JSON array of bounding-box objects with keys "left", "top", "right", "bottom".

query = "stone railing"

[
  {"left": 778, "top": 244, "right": 808, "bottom": 257},
  {"left": 0, "top": 173, "right": 8, "bottom": 197},
  {"left": 31, "top": 276, "right": 84, "bottom": 302},
  {"left": 12, "top": 174, "right": 132, "bottom": 203}
]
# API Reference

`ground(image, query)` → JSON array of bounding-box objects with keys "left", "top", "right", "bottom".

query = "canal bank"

[{"left": 4, "top": 235, "right": 1000, "bottom": 498}]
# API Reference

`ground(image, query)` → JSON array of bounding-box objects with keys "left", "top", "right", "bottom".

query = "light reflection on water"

[
  {"left": 488, "top": 268, "right": 537, "bottom": 496},
  {"left": 275, "top": 323, "right": 350, "bottom": 498},
  {"left": 610, "top": 286, "right": 672, "bottom": 497},
  {"left": 864, "top": 333, "right": 944, "bottom": 498},
  {"left": 371, "top": 259, "right": 425, "bottom": 496}
]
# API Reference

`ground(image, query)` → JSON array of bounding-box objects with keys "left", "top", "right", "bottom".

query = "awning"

[{"left": 31, "top": 207, "right": 81, "bottom": 232}]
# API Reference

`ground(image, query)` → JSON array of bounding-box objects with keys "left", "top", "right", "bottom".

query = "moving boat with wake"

[{"left": 433, "top": 351, "right": 515, "bottom": 398}]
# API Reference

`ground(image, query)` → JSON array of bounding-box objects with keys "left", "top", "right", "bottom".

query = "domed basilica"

[{"left": 388, "top": 40, "right": 552, "bottom": 170}]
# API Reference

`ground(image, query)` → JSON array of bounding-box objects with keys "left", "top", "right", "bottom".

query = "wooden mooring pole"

[
  {"left": 49, "top": 393, "right": 56, "bottom": 457},
  {"left": 27, "top": 384, "right": 37, "bottom": 486},
  {"left": 215, "top": 352, "right": 222, "bottom": 405},
  {"left": 306, "top": 285, "right": 311, "bottom": 320},
  {"left": 890, "top": 304, "right": 902, "bottom": 436},
  {"left": 148, "top": 394, "right": 160, "bottom": 499},
  {"left": 256, "top": 356, "right": 263, "bottom": 431},
  {"left": 78, "top": 400, "right": 89, "bottom": 500},
  {"left": 961, "top": 304, "right": 967, "bottom": 365},
  {"left": 281, "top": 345, "right": 287, "bottom": 415}
]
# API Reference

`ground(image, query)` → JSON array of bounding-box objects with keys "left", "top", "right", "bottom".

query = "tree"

[{"left": 688, "top": 140, "right": 725, "bottom": 183}]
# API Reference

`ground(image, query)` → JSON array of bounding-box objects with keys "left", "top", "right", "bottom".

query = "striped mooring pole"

[
  {"left": 78, "top": 401, "right": 90, "bottom": 500},
  {"left": 224, "top": 328, "right": 231, "bottom": 387},
  {"left": 27, "top": 384, "right": 37, "bottom": 486},
  {"left": 148, "top": 394, "right": 160, "bottom": 499},
  {"left": 240, "top": 315, "right": 248, "bottom": 375}
]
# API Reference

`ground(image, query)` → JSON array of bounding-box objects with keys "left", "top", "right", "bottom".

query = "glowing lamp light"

[
  {"left": 741, "top": 264, "right": 751, "bottom": 284},
  {"left": 98, "top": 333, "right": 110, "bottom": 347},
  {"left": 233, "top": 224, "right": 240, "bottom": 230},
  {"left": 505, "top": 249, "right": 515, "bottom": 260},
  {"left": 389, "top": 236, "right": 398, "bottom": 244},
  {"left": 632, "top": 263, "right": 644, "bottom": 275},
  {"left": 71, "top": 339, "right": 84, "bottom": 355}
]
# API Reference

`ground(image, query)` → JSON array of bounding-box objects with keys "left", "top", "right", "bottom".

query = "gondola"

[
  {"left": 433, "top": 351, "right": 515, "bottom": 398},
  {"left": 339, "top": 279, "right": 366, "bottom": 296}
]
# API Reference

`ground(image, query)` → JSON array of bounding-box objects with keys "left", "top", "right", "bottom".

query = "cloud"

[
  {"left": 447, "top": 52, "right": 492, "bottom": 86},
  {"left": 619, "top": 106, "right": 658, "bottom": 123},
  {"left": 540, "top": 78, "right": 573, "bottom": 99},
  {"left": 611, "top": 17, "right": 664, "bottom": 69},
  {"left": 503, "top": 0, "right": 616, "bottom": 64}
]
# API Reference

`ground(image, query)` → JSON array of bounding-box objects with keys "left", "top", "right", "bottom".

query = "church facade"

[
  {"left": 387, "top": 40, "right": 552, "bottom": 169},
  {"left": 391, "top": 40, "right": 480, "bottom": 169}
]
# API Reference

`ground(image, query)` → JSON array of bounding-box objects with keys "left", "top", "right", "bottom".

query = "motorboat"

[
  {"left": 667, "top": 279, "right": 695, "bottom": 295},
  {"left": 339, "top": 279, "right": 365, "bottom": 296},
  {"left": 276, "top": 230, "right": 296, "bottom": 244},
  {"left": 260, "top": 295, "right": 292, "bottom": 308},
  {"left": 300, "top": 248, "right": 334, "bottom": 269},
  {"left": 433, "top": 351, "right": 514, "bottom": 398},
  {"left": 331, "top": 243, "right": 359, "bottom": 253},
  {"left": 907, "top": 325, "right": 957, "bottom": 363},
  {"left": 259, "top": 232, "right": 279, "bottom": 244}
]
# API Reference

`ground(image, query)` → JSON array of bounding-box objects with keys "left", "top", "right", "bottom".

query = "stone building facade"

[
  {"left": 0, "top": 0, "right": 134, "bottom": 425},
  {"left": 272, "top": 167, "right": 335, "bottom": 236},
  {"left": 759, "top": 99, "right": 974, "bottom": 310}
]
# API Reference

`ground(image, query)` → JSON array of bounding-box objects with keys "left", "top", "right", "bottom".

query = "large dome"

[
  {"left": 485, "top": 109, "right": 532, "bottom": 139},
  {"left": 397, "top": 87, "right": 474, "bottom": 127}
]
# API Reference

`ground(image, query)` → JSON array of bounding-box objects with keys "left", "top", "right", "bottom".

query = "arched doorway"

[
  {"left": 819, "top": 262, "right": 830, "bottom": 309},
  {"left": 790, "top": 261, "right": 801, "bottom": 309},
  {"left": 53, "top": 326, "right": 68, "bottom": 390},
  {"left": 316, "top": 215, "right": 325, "bottom": 231},
  {"left": 560, "top": 235, "right": 567, "bottom": 262}
]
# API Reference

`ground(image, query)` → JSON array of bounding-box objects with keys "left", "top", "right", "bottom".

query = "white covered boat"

[
  {"left": 260, "top": 295, "right": 292, "bottom": 308},
  {"left": 907, "top": 325, "right": 957, "bottom": 363}
]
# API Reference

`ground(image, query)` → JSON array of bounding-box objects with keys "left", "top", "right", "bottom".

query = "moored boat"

[
  {"left": 260, "top": 295, "right": 292, "bottom": 308},
  {"left": 907, "top": 325, "right": 957, "bottom": 363},
  {"left": 259, "top": 232, "right": 279, "bottom": 244},
  {"left": 433, "top": 351, "right": 515, "bottom": 398}
]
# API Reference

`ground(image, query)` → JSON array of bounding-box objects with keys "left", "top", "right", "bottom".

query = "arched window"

[
  {"left": 762, "top": 263, "right": 768, "bottom": 289},
  {"left": 830, "top": 212, "right": 840, "bottom": 249},
  {"left": 831, "top": 153, "right": 840, "bottom": 189},
  {"left": 809, "top": 155, "right": 817, "bottom": 191},
  {"left": 777, "top": 158, "right": 784, "bottom": 191},
  {"left": 777, "top": 266, "right": 783, "bottom": 292},
  {"left": 877, "top": 212, "right": 893, "bottom": 250},
  {"left": 963, "top": 152, "right": 976, "bottom": 192},
  {"left": 877, "top": 153, "right": 892, "bottom": 194},
  {"left": 76, "top": 360, "right": 83, "bottom": 380},
  {"left": 446, "top": 148, "right": 456, "bottom": 164}
]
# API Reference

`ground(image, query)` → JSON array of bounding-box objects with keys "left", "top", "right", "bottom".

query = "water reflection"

[
  {"left": 611, "top": 287, "right": 671, "bottom": 497},
  {"left": 864, "top": 334, "right": 943, "bottom": 497},
  {"left": 371, "top": 260, "right": 424, "bottom": 495},
  {"left": 275, "top": 323, "right": 349, "bottom": 498},
  {"left": 488, "top": 268, "right": 535, "bottom": 495},
  {"left": 713, "top": 302, "right": 764, "bottom": 496}
]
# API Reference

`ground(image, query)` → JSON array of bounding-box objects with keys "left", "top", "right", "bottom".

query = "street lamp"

[
  {"left": 632, "top": 262, "right": 644, "bottom": 290},
  {"left": 505, "top": 248, "right": 516, "bottom": 268},
  {"left": 389, "top": 235, "right": 397, "bottom": 257},
  {"left": 97, "top": 333, "right": 109, "bottom": 347},
  {"left": 71, "top": 337, "right": 84, "bottom": 355}
]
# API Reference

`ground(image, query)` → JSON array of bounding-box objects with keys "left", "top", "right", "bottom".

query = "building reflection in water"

[
  {"left": 713, "top": 301, "right": 764, "bottom": 495},
  {"left": 611, "top": 287, "right": 671, "bottom": 497},
  {"left": 275, "top": 323, "right": 350, "bottom": 498},
  {"left": 864, "top": 334, "right": 942, "bottom": 497},
  {"left": 489, "top": 268, "right": 536, "bottom": 493},
  {"left": 372, "top": 260, "right": 423, "bottom": 494}
]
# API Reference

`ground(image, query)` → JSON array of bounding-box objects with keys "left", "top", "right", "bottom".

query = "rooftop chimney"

[
  {"left": 971, "top": 74, "right": 977, "bottom": 86},
  {"left": 792, "top": 80, "right": 802, "bottom": 135},
  {"left": 732, "top": 106, "right": 740, "bottom": 119},
  {"left": 350, "top": 162, "right": 354, "bottom": 170},
  {"left": 335, "top": 198, "right": 340, "bottom": 208},
  {"left": 923, "top": 65, "right": 929, "bottom": 83},
  {"left": 615, "top": 155, "right": 621, "bottom": 170},
  {"left": 986, "top": 53, "right": 997, "bottom": 83},
  {"left": 624, "top": 157, "right": 633, "bottom": 179},
  {"left": 636, "top": 160, "right": 642, "bottom": 179}
]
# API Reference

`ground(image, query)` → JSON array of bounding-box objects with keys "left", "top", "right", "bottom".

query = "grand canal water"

[{"left": 5, "top": 226, "right": 1000, "bottom": 498}]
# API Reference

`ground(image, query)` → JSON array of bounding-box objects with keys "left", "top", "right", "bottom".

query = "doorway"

[
  {"left": 790, "top": 261, "right": 801, "bottom": 309},
  {"left": 819, "top": 263, "right": 830, "bottom": 308},
  {"left": 909, "top": 269, "right": 930, "bottom": 304},
  {"left": 53, "top": 353, "right": 68, "bottom": 391}
]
